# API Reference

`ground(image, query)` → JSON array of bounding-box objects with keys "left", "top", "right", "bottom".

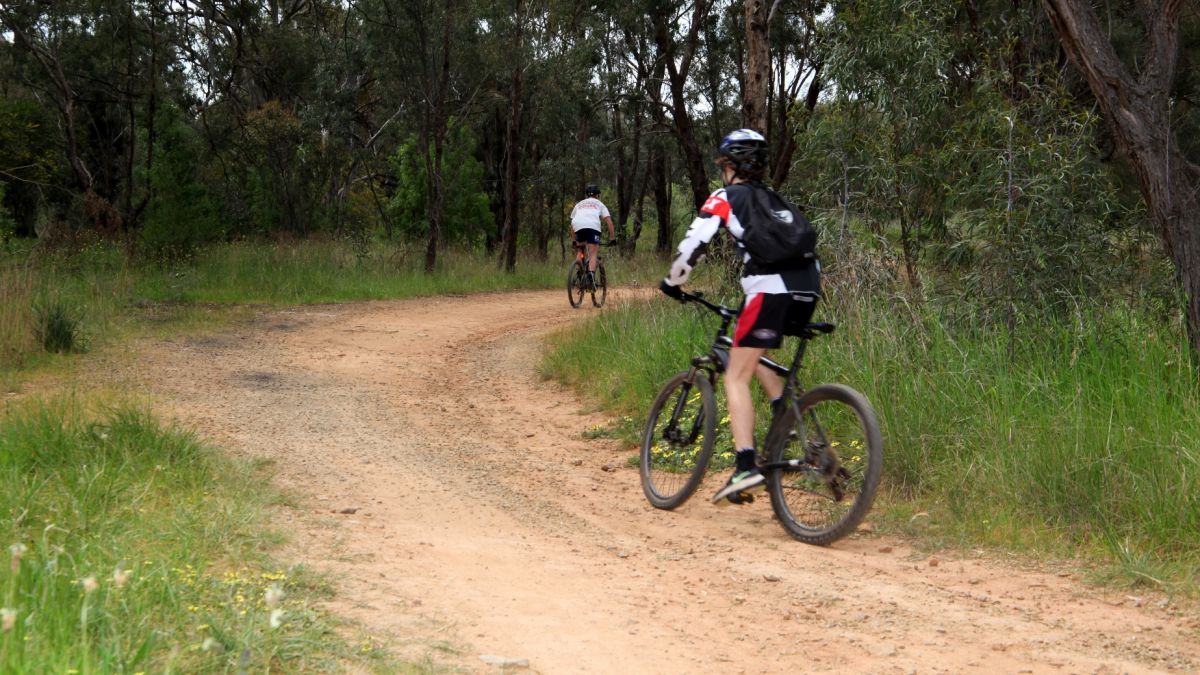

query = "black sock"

[{"left": 735, "top": 448, "right": 757, "bottom": 472}]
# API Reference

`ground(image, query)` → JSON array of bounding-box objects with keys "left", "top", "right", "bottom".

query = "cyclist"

[
  {"left": 659, "top": 129, "right": 821, "bottom": 504},
  {"left": 569, "top": 184, "right": 617, "bottom": 288}
]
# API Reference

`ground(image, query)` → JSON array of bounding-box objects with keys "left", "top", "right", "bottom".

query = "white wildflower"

[
  {"left": 269, "top": 609, "right": 284, "bottom": 629},
  {"left": 112, "top": 564, "right": 130, "bottom": 588},
  {"left": 9, "top": 543, "right": 26, "bottom": 572},
  {"left": 264, "top": 584, "right": 284, "bottom": 607},
  {"left": 1, "top": 608, "right": 16, "bottom": 632},
  {"left": 81, "top": 575, "right": 98, "bottom": 594}
]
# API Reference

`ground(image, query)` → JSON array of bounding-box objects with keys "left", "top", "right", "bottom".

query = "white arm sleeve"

[{"left": 665, "top": 212, "right": 722, "bottom": 287}]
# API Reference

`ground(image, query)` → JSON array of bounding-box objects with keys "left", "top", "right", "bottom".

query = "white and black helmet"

[{"left": 717, "top": 129, "right": 768, "bottom": 177}]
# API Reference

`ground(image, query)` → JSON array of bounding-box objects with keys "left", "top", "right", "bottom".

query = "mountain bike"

[
  {"left": 567, "top": 240, "right": 613, "bottom": 308},
  {"left": 639, "top": 290, "right": 883, "bottom": 546}
]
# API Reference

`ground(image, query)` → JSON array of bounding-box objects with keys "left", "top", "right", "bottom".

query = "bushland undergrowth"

[
  {"left": 0, "top": 398, "right": 393, "bottom": 671},
  {"left": 0, "top": 238, "right": 661, "bottom": 377},
  {"left": 544, "top": 257, "right": 1200, "bottom": 594}
]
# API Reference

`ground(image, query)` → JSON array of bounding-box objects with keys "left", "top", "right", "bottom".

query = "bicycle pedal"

[{"left": 716, "top": 491, "right": 754, "bottom": 507}]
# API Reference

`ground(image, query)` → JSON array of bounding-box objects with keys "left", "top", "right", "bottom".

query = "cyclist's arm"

[
  {"left": 664, "top": 194, "right": 728, "bottom": 287},
  {"left": 602, "top": 215, "right": 616, "bottom": 241}
]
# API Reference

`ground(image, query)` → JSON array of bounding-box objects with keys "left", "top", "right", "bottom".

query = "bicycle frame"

[{"left": 678, "top": 291, "right": 833, "bottom": 474}]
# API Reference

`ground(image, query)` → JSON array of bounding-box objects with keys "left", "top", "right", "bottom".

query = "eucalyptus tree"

[
  {"left": 611, "top": 5, "right": 677, "bottom": 254},
  {"left": 355, "top": 0, "right": 486, "bottom": 270},
  {"left": 648, "top": 0, "right": 717, "bottom": 210},
  {"left": 1042, "top": 0, "right": 1200, "bottom": 358},
  {"left": 818, "top": 0, "right": 959, "bottom": 286},
  {"left": 741, "top": 0, "right": 769, "bottom": 132},
  {"left": 764, "top": 0, "right": 824, "bottom": 186},
  {"left": 165, "top": 0, "right": 356, "bottom": 237},
  {"left": 0, "top": 0, "right": 172, "bottom": 236}
]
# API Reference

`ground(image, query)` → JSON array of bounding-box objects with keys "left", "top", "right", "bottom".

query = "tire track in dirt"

[{"left": 124, "top": 288, "right": 1200, "bottom": 674}]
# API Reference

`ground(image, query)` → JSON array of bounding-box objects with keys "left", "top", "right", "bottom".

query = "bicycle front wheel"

[
  {"left": 591, "top": 262, "right": 607, "bottom": 307},
  {"left": 567, "top": 260, "right": 585, "bottom": 308},
  {"left": 640, "top": 371, "right": 717, "bottom": 509},
  {"left": 766, "top": 383, "right": 882, "bottom": 545}
]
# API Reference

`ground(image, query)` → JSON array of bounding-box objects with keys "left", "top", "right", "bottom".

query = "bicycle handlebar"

[{"left": 678, "top": 290, "right": 737, "bottom": 319}]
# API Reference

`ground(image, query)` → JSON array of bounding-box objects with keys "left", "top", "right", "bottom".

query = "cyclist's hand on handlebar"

[
  {"left": 659, "top": 279, "right": 685, "bottom": 302},
  {"left": 604, "top": 239, "right": 618, "bottom": 247}
]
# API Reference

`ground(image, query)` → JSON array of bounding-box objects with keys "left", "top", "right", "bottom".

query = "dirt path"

[{"left": 122, "top": 288, "right": 1199, "bottom": 674}]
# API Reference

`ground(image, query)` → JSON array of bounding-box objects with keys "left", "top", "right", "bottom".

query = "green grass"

[
  {"left": 132, "top": 242, "right": 563, "bottom": 305},
  {"left": 0, "top": 398, "right": 390, "bottom": 672},
  {"left": 1, "top": 238, "right": 664, "bottom": 380},
  {"left": 543, "top": 279, "right": 1200, "bottom": 593}
]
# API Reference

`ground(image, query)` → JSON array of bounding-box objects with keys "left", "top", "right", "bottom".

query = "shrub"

[{"left": 33, "top": 300, "right": 81, "bottom": 353}]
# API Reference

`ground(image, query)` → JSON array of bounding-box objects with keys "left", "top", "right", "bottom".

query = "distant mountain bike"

[
  {"left": 567, "top": 240, "right": 614, "bottom": 308},
  {"left": 639, "top": 291, "right": 883, "bottom": 546}
]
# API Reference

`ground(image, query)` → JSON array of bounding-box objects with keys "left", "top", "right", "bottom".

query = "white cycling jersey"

[{"left": 570, "top": 198, "right": 610, "bottom": 232}]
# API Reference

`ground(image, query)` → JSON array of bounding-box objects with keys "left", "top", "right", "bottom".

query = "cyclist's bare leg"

[
  {"left": 586, "top": 242, "right": 600, "bottom": 272},
  {"left": 755, "top": 363, "right": 784, "bottom": 400},
  {"left": 725, "top": 346, "right": 768, "bottom": 451}
]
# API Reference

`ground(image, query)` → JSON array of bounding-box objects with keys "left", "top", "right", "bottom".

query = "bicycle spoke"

[
  {"left": 767, "top": 384, "right": 882, "bottom": 545},
  {"left": 640, "top": 373, "right": 716, "bottom": 509}
]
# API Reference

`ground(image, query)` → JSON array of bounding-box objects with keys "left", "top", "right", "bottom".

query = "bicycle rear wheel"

[
  {"left": 591, "top": 262, "right": 607, "bottom": 307},
  {"left": 567, "top": 260, "right": 585, "bottom": 308},
  {"left": 640, "top": 371, "right": 717, "bottom": 509},
  {"left": 766, "top": 383, "right": 882, "bottom": 545}
]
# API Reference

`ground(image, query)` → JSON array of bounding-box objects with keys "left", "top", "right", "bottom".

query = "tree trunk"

[
  {"left": 423, "top": 0, "right": 454, "bottom": 273},
  {"left": 1041, "top": 0, "right": 1200, "bottom": 357},
  {"left": 668, "top": 71, "right": 711, "bottom": 210},
  {"left": 653, "top": 0, "right": 713, "bottom": 210},
  {"left": 501, "top": 37, "right": 524, "bottom": 273},
  {"left": 654, "top": 149, "right": 673, "bottom": 257},
  {"left": 741, "top": 0, "right": 770, "bottom": 133},
  {"left": 423, "top": 129, "right": 446, "bottom": 273},
  {"left": 771, "top": 68, "right": 821, "bottom": 187}
]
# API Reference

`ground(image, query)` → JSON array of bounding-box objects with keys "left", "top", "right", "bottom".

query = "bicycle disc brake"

[{"left": 810, "top": 443, "right": 847, "bottom": 502}]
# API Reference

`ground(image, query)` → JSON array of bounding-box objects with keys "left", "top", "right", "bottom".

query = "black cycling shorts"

[
  {"left": 733, "top": 292, "right": 819, "bottom": 348},
  {"left": 574, "top": 228, "right": 602, "bottom": 245}
]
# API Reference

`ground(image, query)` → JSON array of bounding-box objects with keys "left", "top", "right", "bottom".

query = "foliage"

[
  {"left": 387, "top": 126, "right": 491, "bottom": 247},
  {"left": 544, "top": 269, "right": 1200, "bottom": 589},
  {"left": 790, "top": 0, "right": 1164, "bottom": 318},
  {"left": 32, "top": 299, "right": 81, "bottom": 353},
  {"left": 239, "top": 101, "right": 326, "bottom": 236},
  {"left": 0, "top": 400, "right": 381, "bottom": 671},
  {"left": 138, "top": 102, "right": 222, "bottom": 263},
  {"left": 0, "top": 99, "right": 56, "bottom": 237},
  {"left": 0, "top": 183, "right": 14, "bottom": 246}
]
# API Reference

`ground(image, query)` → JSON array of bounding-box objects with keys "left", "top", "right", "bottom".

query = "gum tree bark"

[{"left": 741, "top": 0, "right": 769, "bottom": 133}]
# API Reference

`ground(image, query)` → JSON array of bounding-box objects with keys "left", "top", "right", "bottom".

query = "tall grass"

[
  {"left": 0, "top": 266, "right": 35, "bottom": 369},
  {"left": 1, "top": 249, "right": 130, "bottom": 373},
  {"left": 0, "top": 238, "right": 662, "bottom": 380},
  {"left": 543, "top": 278, "right": 1200, "bottom": 588},
  {"left": 0, "top": 239, "right": 657, "bottom": 381},
  {"left": 133, "top": 242, "right": 568, "bottom": 304},
  {"left": 0, "top": 399, "right": 383, "bottom": 671}
]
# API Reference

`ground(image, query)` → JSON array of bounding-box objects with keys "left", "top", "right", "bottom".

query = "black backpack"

[{"left": 732, "top": 183, "right": 817, "bottom": 269}]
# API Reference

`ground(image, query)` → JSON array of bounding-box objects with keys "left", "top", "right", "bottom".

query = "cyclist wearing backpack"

[
  {"left": 570, "top": 185, "right": 618, "bottom": 288},
  {"left": 659, "top": 129, "right": 821, "bottom": 504}
]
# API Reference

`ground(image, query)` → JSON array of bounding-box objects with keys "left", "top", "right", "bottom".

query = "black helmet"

[
  {"left": 584, "top": 184, "right": 601, "bottom": 197},
  {"left": 717, "top": 129, "right": 768, "bottom": 178}
]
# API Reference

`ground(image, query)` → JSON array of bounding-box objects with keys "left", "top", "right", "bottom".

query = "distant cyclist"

[
  {"left": 570, "top": 185, "right": 617, "bottom": 288},
  {"left": 659, "top": 129, "right": 821, "bottom": 504}
]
